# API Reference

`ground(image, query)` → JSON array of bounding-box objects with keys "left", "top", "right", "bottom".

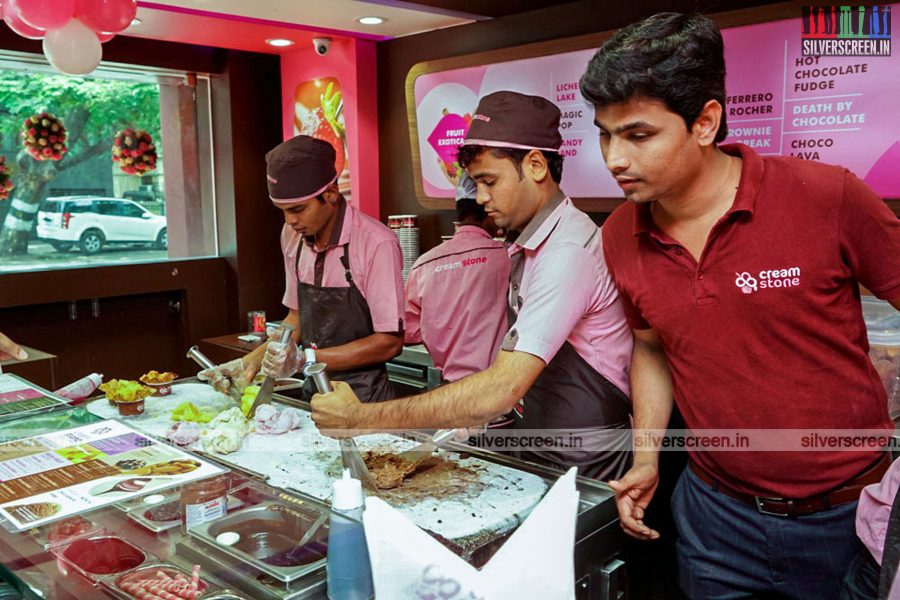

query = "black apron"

[
  {"left": 296, "top": 240, "right": 394, "bottom": 403},
  {"left": 507, "top": 226, "right": 633, "bottom": 481}
]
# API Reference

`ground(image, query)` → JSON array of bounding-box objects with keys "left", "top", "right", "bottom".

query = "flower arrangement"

[
  {"left": 112, "top": 128, "right": 157, "bottom": 175},
  {"left": 0, "top": 157, "right": 13, "bottom": 200},
  {"left": 22, "top": 112, "right": 67, "bottom": 161}
]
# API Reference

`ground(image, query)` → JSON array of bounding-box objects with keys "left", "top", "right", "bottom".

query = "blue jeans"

[
  {"left": 672, "top": 467, "right": 861, "bottom": 599},
  {"left": 839, "top": 548, "right": 880, "bottom": 600}
]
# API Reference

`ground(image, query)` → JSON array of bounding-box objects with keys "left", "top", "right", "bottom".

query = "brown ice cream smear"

[
  {"left": 364, "top": 453, "right": 421, "bottom": 490},
  {"left": 362, "top": 451, "right": 487, "bottom": 495}
]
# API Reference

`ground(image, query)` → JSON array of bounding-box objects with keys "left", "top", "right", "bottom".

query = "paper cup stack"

[{"left": 388, "top": 215, "right": 420, "bottom": 282}]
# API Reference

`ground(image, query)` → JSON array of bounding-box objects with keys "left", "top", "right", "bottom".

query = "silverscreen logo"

[{"left": 801, "top": 5, "right": 891, "bottom": 56}]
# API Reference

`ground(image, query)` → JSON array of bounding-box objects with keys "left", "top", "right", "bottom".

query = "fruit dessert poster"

[{"left": 294, "top": 77, "right": 351, "bottom": 202}]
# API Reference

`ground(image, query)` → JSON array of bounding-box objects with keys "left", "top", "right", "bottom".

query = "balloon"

[
  {"left": 74, "top": 0, "right": 135, "bottom": 34},
  {"left": 96, "top": 30, "right": 114, "bottom": 42},
  {"left": 9, "top": 0, "right": 75, "bottom": 30},
  {"left": 43, "top": 18, "right": 102, "bottom": 75},
  {"left": 4, "top": 9, "right": 46, "bottom": 39}
]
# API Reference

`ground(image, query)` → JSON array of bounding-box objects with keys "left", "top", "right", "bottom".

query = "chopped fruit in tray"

[
  {"left": 140, "top": 370, "right": 178, "bottom": 384},
  {"left": 171, "top": 402, "right": 216, "bottom": 423},
  {"left": 240, "top": 385, "right": 260, "bottom": 417},
  {"left": 99, "top": 379, "right": 153, "bottom": 403}
]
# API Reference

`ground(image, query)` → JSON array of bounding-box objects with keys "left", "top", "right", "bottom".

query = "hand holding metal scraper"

[
  {"left": 246, "top": 323, "right": 296, "bottom": 417},
  {"left": 309, "top": 379, "right": 363, "bottom": 436},
  {"left": 187, "top": 346, "right": 244, "bottom": 403},
  {"left": 260, "top": 331, "right": 301, "bottom": 379},
  {"left": 306, "top": 363, "right": 376, "bottom": 489}
]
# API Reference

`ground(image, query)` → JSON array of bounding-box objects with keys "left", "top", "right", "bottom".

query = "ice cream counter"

[{"left": 0, "top": 392, "right": 628, "bottom": 599}]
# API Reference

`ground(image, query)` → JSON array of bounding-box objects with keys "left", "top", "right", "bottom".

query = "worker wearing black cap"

[
  {"left": 310, "top": 92, "right": 635, "bottom": 480},
  {"left": 201, "top": 135, "right": 404, "bottom": 402}
]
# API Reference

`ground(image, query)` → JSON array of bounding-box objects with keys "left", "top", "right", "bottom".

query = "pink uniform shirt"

[
  {"left": 404, "top": 225, "right": 510, "bottom": 382},
  {"left": 502, "top": 196, "right": 633, "bottom": 395},
  {"left": 856, "top": 458, "right": 900, "bottom": 565},
  {"left": 281, "top": 199, "right": 405, "bottom": 333}
]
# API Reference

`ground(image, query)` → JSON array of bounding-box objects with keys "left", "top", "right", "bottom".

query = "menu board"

[
  {"left": 0, "top": 373, "right": 68, "bottom": 420},
  {"left": 411, "top": 6, "right": 899, "bottom": 202},
  {"left": 0, "top": 419, "right": 224, "bottom": 532}
]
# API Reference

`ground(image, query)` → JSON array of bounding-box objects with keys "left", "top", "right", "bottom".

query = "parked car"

[{"left": 36, "top": 196, "right": 167, "bottom": 254}]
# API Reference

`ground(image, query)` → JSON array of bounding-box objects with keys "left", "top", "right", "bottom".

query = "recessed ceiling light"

[
  {"left": 130, "top": 18, "right": 141, "bottom": 26},
  {"left": 266, "top": 38, "right": 294, "bottom": 47},
  {"left": 357, "top": 16, "right": 385, "bottom": 25}
]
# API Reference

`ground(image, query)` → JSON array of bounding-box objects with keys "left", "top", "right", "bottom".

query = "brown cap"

[
  {"left": 463, "top": 91, "right": 562, "bottom": 152},
  {"left": 265, "top": 135, "right": 336, "bottom": 204}
]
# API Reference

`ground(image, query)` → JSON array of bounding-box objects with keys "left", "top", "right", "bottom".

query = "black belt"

[{"left": 689, "top": 453, "right": 891, "bottom": 517}]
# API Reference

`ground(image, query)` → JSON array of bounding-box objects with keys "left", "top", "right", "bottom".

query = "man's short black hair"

[
  {"left": 456, "top": 146, "right": 564, "bottom": 183},
  {"left": 455, "top": 197, "right": 486, "bottom": 223},
  {"left": 579, "top": 12, "right": 728, "bottom": 143}
]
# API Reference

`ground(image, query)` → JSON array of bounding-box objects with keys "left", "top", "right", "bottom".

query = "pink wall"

[{"left": 280, "top": 37, "right": 380, "bottom": 219}]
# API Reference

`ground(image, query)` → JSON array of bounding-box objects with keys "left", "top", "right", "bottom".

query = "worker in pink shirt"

[
  {"left": 311, "top": 92, "right": 635, "bottom": 480},
  {"left": 201, "top": 135, "right": 405, "bottom": 402},
  {"left": 841, "top": 456, "right": 900, "bottom": 599},
  {"left": 404, "top": 173, "right": 509, "bottom": 382},
  {"left": 404, "top": 173, "right": 514, "bottom": 427}
]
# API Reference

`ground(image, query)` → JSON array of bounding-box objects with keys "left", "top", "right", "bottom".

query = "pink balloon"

[
  {"left": 4, "top": 9, "right": 46, "bottom": 39},
  {"left": 96, "top": 31, "right": 115, "bottom": 43},
  {"left": 74, "top": 0, "right": 135, "bottom": 34},
  {"left": 9, "top": 0, "right": 75, "bottom": 30}
]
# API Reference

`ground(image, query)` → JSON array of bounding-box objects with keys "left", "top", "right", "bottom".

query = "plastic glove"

[
  {"left": 198, "top": 358, "right": 247, "bottom": 395},
  {"left": 261, "top": 340, "right": 301, "bottom": 379}
]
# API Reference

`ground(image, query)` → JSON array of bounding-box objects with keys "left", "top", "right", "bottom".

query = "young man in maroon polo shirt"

[{"left": 580, "top": 12, "right": 900, "bottom": 599}]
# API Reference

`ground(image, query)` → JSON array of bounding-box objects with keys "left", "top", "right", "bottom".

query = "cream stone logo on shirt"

[
  {"left": 735, "top": 266, "right": 802, "bottom": 294},
  {"left": 734, "top": 272, "right": 758, "bottom": 294},
  {"left": 434, "top": 256, "right": 488, "bottom": 273}
]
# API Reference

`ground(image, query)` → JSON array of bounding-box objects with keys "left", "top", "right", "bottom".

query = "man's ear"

[
  {"left": 692, "top": 99, "right": 723, "bottom": 147},
  {"left": 322, "top": 182, "right": 341, "bottom": 204},
  {"left": 525, "top": 149, "right": 549, "bottom": 183}
]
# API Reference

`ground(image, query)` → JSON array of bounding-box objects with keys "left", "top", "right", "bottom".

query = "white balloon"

[{"left": 42, "top": 18, "right": 102, "bottom": 75}]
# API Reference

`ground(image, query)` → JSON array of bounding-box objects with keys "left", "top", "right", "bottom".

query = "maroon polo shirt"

[{"left": 602, "top": 143, "right": 900, "bottom": 498}]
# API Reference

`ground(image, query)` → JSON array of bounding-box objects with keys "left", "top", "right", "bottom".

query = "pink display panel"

[{"left": 411, "top": 8, "right": 899, "bottom": 202}]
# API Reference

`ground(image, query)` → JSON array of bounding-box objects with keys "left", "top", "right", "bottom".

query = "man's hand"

[
  {"left": 311, "top": 381, "right": 362, "bottom": 438},
  {"left": 607, "top": 462, "right": 661, "bottom": 540},
  {"left": 0, "top": 332, "right": 27, "bottom": 361},
  {"left": 261, "top": 340, "right": 301, "bottom": 379},
  {"left": 198, "top": 358, "right": 254, "bottom": 394}
]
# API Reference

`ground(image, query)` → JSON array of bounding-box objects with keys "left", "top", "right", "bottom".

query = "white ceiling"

[{"left": 136, "top": 0, "right": 480, "bottom": 40}]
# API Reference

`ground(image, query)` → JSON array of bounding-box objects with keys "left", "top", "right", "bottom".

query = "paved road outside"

[{"left": 0, "top": 241, "right": 171, "bottom": 273}]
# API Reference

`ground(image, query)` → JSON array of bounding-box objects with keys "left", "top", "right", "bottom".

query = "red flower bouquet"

[
  {"left": 22, "top": 113, "right": 67, "bottom": 161},
  {"left": 112, "top": 129, "right": 157, "bottom": 175},
  {"left": 0, "top": 157, "right": 13, "bottom": 200}
]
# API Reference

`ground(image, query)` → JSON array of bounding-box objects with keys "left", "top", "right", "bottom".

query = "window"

[
  {"left": 0, "top": 51, "right": 217, "bottom": 273},
  {"left": 119, "top": 202, "right": 146, "bottom": 218}
]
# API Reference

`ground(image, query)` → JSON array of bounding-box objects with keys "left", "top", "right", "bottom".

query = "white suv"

[{"left": 37, "top": 196, "right": 167, "bottom": 254}]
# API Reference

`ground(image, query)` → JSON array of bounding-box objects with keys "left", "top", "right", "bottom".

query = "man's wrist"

[{"left": 348, "top": 401, "right": 369, "bottom": 430}]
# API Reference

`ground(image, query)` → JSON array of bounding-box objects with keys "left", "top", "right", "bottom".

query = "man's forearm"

[
  {"left": 317, "top": 332, "right": 402, "bottom": 372},
  {"left": 351, "top": 352, "right": 540, "bottom": 430},
  {"left": 631, "top": 334, "right": 675, "bottom": 466}
]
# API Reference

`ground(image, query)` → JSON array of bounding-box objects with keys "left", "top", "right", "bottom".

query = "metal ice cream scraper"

[
  {"left": 305, "top": 362, "right": 377, "bottom": 490},
  {"left": 186, "top": 345, "right": 242, "bottom": 403}
]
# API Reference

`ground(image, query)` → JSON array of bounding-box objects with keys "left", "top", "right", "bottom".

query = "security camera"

[{"left": 313, "top": 37, "right": 331, "bottom": 56}]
